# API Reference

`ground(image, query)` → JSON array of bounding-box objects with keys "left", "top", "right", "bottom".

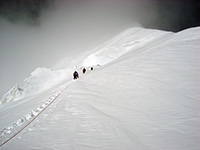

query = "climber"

[
  {"left": 83, "top": 68, "right": 86, "bottom": 74},
  {"left": 73, "top": 71, "right": 79, "bottom": 80},
  {"left": 91, "top": 67, "right": 93, "bottom": 70}
]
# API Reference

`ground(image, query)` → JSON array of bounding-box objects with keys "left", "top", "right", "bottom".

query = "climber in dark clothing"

[
  {"left": 83, "top": 68, "right": 86, "bottom": 74},
  {"left": 73, "top": 71, "right": 79, "bottom": 80}
]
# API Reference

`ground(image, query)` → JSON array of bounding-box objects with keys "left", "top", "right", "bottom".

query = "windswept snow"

[
  {"left": 0, "top": 27, "right": 200, "bottom": 150},
  {"left": 81, "top": 28, "right": 173, "bottom": 68},
  {"left": 0, "top": 83, "right": 68, "bottom": 146}
]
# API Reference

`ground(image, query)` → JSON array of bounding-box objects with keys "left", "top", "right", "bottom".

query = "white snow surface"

[
  {"left": 0, "top": 84, "right": 22, "bottom": 105},
  {"left": 22, "top": 67, "right": 68, "bottom": 96},
  {"left": 0, "top": 27, "right": 200, "bottom": 150},
  {"left": 0, "top": 67, "right": 69, "bottom": 105}
]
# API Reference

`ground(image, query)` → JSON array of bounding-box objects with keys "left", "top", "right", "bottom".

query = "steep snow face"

[
  {"left": 81, "top": 28, "right": 173, "bottom": 68},
  {"left": 0, "top": 27, "right": 200, "bottom": 150}
]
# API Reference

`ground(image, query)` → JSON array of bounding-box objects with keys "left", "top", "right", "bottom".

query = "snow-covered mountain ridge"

[
  {"left": 0, "top": 27, "right": 199, "bottom": 150},
  {"left": 81, "top": 27, "right": 174, "bottom": 68},
  {"left": 1, "top": 27, "right": 174, "bottom": 105}
]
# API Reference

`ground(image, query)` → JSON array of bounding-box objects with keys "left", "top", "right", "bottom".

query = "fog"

[{"left": 0, "top": 0, "right": 199, "bottom": 97}]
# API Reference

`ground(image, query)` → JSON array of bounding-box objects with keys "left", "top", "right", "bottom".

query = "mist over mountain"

[
  {"left": 0, "top": 0, "right": 52, "bottom": 25},
  {"left": 0, "top": 0, "right": 199, "bottom": 31},
  {"left": 0, "top": 1, "right": 199, "bottom": 149}
]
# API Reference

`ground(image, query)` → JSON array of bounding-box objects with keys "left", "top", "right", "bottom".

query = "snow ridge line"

[{"left": 0, "top": 85, "right": 67, "bottom": 147}]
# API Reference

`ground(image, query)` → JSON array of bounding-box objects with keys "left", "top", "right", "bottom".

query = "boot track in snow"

[{"left": 0, "top": 83, "right": 69, "bottom": 147}]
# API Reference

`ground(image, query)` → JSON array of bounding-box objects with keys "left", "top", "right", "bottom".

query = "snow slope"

[
  {"left": 0, "top": 67, "right": 69, "bottom": 105},
  {"left": 0, "top": 27, "right": 200, "bottom": 150},
  {"left": 0, "top": 84, "right": 23, "bottom": 105}
]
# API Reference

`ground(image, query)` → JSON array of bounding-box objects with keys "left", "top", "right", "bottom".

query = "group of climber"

[{"left": 73, "top": 67, "right": 94, "bottom": 80}]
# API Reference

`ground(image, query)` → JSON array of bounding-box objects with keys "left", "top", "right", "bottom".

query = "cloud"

[{"left": 0, "top": 0, "right": 52, "bottom": 25}]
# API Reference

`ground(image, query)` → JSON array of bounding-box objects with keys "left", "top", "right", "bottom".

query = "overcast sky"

[{"left": 0, "top": 0, "right": 200, "bottom": 97}]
